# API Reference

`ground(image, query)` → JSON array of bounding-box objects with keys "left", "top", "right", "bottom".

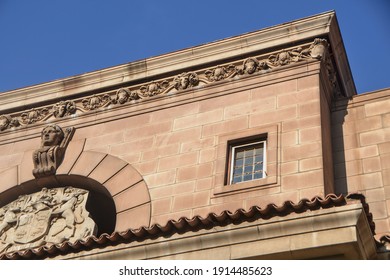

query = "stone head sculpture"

[
  {"left": 41, "top": 124, "right": 64, "bottom": 147},
  {"left": 33, "top": 124, "right": 75, "bottom": 178}
]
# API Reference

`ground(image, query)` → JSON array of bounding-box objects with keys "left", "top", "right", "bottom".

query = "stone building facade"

[{"left": 0, "top": 11, "right": 389, "bottom": 259}]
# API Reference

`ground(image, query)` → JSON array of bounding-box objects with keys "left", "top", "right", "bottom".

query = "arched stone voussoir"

[{"left": 0, "top": 150, "right": 152, "bottom": 233}]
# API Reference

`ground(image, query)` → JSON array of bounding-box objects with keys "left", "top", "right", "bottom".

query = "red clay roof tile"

[{"left": 0, "top": 193, "right": 377, "bottom": 260}]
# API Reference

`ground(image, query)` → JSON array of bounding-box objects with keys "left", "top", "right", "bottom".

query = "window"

[
  {"left": 228, "top": 139, "right": 267, "bottom": 185},
  {"left": 214, "top": 125, "right": 278, "bottom": 196}
]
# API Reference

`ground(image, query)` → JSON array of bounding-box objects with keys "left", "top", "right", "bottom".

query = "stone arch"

[{"left": 0, "top": 139, "right": 151, "bottom": 234}]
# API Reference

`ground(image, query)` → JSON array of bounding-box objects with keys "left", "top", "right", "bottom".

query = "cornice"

[
  {"left": 0, "top": 38, "right": 341, "bottom": 133},
  {"left": 0, "top": 12, "right": 336, "bottom": 109},
  {"left": 0, "top": 11, "right": 356, "bottom": 133}
]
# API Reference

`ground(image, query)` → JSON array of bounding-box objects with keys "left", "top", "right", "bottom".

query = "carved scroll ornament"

[
  {"left": 0, "top": 38, "right": 338, "bottom": 133},
  {"left": 32, "top": 124, "right": 75, "bottom": 178},
  {"left": 0, "top": 187, "right": 97, "bottom": 255}
]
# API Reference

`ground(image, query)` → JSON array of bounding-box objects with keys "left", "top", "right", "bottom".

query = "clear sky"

[{"left": 0, "top": 0, "right": 389, "bottom": 94}]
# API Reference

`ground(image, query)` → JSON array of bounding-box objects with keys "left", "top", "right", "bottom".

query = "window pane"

[
  {"left": 244, "top": 149, "right": 254, "bottom": 157},
  {"left": 236, "top": 151, "right": 244, "bottom": 159},
  {"left": 233, "top": 167, "right": 243, "bottom": 176},
  {"left": 244, "top": 157, "right": 253, "bottom": 166},
  {"left": 254, "top": 172, "right": 263, "bottom": 179},
  {"left": 235, "top": 159, "right": 243, "bottom": 167},
  {"left": 244, "top": 174, "right": 252, "bottom": 181},
  {"left": 254, "top": 163, "right": 263, "bottom": 171},
  {"left": 244, "top": 166, "right": 252, "bottom": 174},
  {"left": 255, "top": 155, "right": 263, "bottom": 164},
  {"left": 233, "top": 176, "right": 242, "bottom": 184}
]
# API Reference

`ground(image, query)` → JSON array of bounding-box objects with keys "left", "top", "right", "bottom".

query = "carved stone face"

[
  {"left": 117, "top": 90, "right": 129, "bottom": 104},
  {"left": 244, "top": 59, "right": 257, "bottom": 74},
  {"left": 0, "top": 116, "right": 9, "bottom": 131},
  {"left": 56, "top": 103, "right": 67, "bottom": 118},
  {"left": 41, "top": 125, "right": 63, "bottom": 146}
]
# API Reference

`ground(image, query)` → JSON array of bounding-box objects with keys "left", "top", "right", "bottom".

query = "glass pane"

[
  {"left": 233, "top": 176, "right": 242, "bottom": 184},
  {"left": 236, "top": 151, "right": 244, "bottom": 159},
  {"left": 244, "top": 157, "right": 253, "bottom": 166},
  {"left": 235, "top": 159, "right": 243, "bottom": 167},
  {"left": 255, "top": 155, "right": 263, "bottom": 164},
  {"left": 244, "top": 166, "right": 252, "bottom": 174},
  {"left": 233, "top": 167, "right": 243, "bottom": 176},
  {"left": 244, "top": 174, "right": 252, "bottom": 181},
  {"left": 255, "top": 147, "right": 264, "bottom": 155},
  {"left": 254, "top": 163, "right": 263, "bottom": 171},
  {"left": 244, "top": 149, "right": 254, "bottom": 157},
  {"left": 254, "top": 172, "right": 263, "bottom": 179}
]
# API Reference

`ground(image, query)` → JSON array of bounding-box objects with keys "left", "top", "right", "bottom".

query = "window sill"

[{"left": 213, "top": 175, "right": 277, "bottom": 196}]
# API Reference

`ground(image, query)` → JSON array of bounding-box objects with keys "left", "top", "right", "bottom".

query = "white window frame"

[{"left": 229, "top": 140, "right": 267, "bottom": 185}]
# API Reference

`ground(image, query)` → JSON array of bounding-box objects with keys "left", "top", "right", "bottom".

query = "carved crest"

[
  {"left": 32, "top": 124, "right": 75, "bottom": 178},
  {"left": 0, "top": 187, "right": 97, "bottom": 255}
]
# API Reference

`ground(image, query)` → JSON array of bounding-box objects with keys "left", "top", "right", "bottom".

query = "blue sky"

[{"left": 0, "top": 0, "right": 389, "bottom": 94}]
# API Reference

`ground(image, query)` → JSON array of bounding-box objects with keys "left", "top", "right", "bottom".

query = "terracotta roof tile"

[{"left": 0, "top": 193, "right": 376, "bottom": 260}]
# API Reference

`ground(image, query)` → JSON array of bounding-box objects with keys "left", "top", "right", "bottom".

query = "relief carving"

[
  {"left": 32, "top": 124, "right": 75, "bottom": 178},
  {"left": 112, "top": 88, "right": 139, "bottom": 104},
  {"left": 52, "top": 100, "right": 76, "bottom": 118},
  {"left": 81, "top": 94, "right": 111, "bottom": 111},
  {"left": 0, "top": 187, "right": 97, "bottom": 254},
  {"left": 20, "top": 108, "right": 50, "bottom": 125},
  {"left": 309, "top": 38, "right": 329, "bottom": 60},
  {"left": 138, "top": 80, "right": 169, "bottom": 98},
  {"left": 0, "top": 38, "right": 338, "bottom": 133},
  {"left": 173, "top": 72, "right": 199, "bottom": 90},
  {"left": 205, "top": 65, "right": 237, "bottom": 82},
  {"left": 0, "top": 115, "right": 20, "bottom": 131}
]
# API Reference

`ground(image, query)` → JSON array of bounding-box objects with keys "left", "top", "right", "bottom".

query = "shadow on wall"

[{"left": 332, "top": 98, "right": 349, "bottom": 195}]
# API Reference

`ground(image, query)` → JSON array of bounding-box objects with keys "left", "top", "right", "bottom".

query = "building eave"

[{"left": 0, "top": 11, "right": 355, "bottom": 114}]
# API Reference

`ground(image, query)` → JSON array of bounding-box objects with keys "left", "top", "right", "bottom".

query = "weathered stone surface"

[{"left": 0, "top": 187, "right": 97, "bottom": 254}]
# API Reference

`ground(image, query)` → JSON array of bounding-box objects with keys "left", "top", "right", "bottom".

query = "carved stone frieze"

[
  {"left": 0, "top": 38, "right": 340, "bottom": 133},
  {"left": 53, "top": 100, "right": 76, "bottom": 118},
  {"left": 0, "top": 115, "right": 19, "bottom": 131},
  {"left": 0, "top": 187, "right": 97, "bottom": 255},
  {"left": 173, "top": 72, "right": 199, "bottom": 90},
  {"left": 139, "top": 80, "right": 170, "bottom": 98},
  {"left": 205, "top": 65, "right": 237, "bottom": 82},
  {"left": 82, "top": 94, "right": 111, "bottom": 111},
  {"left": 112, "top": 88, "right": 139, "bottom": 104},
  {"left": 20, "top": 108, "right": 50, "bottom": 125},
  {"left": 309, "top": 38, "right": 329, "bottom": 60},
  {"left": 33, "top": 124, "right": 75, "bottom": 178}
]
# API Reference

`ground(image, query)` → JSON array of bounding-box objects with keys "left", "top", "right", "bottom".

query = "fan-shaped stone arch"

[{"left": 0, "top": 139, "right": 151, "bottom": 235}]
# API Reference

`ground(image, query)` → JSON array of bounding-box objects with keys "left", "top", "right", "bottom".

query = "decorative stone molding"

[
  {"left": 20, "top": 108, "right": 50, "bottom": 125},
  {"left": 32, "top": 124, "right": 75, "bottom": 178},
  {"left": 53, "top": 100, "right": 77, "bottom": 118},
  {"left": 0, "top": 115, "right": 19, "bottom": 131},
  {"left": 81, "top": 94, "right": 111, "bottom": 111},
  {"left": 0, "top": 38, "right": 339, "bottom": 132},
  {"left": 173, "top": 72, "right": 199, "bottom": 90},
  {"left": 0, "top": 187, "right": 97, "bottom": 255}
]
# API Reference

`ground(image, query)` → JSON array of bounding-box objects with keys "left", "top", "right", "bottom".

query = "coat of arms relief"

[
  {"left": 0, "top": 187, "right": 97, "bottom": 254},
  {"left": 0, "top": 124, "right": 97, "bottom": 254}
]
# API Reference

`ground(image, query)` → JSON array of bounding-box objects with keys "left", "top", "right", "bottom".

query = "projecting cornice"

[{"left": 0, "top": 11, "right": 355, "bottom": 133}]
